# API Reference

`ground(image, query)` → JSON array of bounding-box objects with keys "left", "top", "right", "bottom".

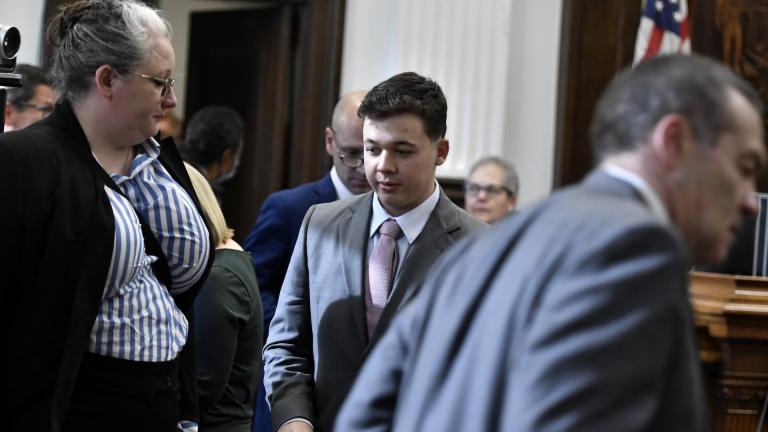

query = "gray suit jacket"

[
  {"left": 336, "top": 171, "right": 709, "bottom": 432},
  {"left": 263, "top": 191, "right": 485, "bottom": 432}
]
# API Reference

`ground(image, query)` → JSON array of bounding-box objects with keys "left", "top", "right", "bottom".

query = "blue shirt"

[{"left": 89, "top": 138, "right": 210, "bottom": 362}]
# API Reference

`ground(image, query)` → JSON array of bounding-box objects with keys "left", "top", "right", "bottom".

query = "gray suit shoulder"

[
  {"left": 435, "top": 193, "right": 487, "bottom": 239},
  {"left": 307, "top": 192, "right": 371, "bottom": 221},
  {"left": 453, "top": 202, "right": 487, "bottom": 233}
]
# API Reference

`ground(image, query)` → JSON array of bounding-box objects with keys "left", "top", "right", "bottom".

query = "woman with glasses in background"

[
  {"left": 0, "top": 1, "right": 213, "bottom": 431},
  {"left": 464, "top": 156, "right": 520, "bottom": 223}
]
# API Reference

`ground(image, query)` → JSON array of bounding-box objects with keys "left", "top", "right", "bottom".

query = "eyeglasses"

[
  {"left": 464, "top": 182, "right": 512, "bottom": 197},
  {"left": 337, "top": 150, "right": 364, "bottom": 168},
  {"left": 330, "top": 128, "right": 364, "bottom": 168},
  {"left": 14, "top": 102, "right": 54, "bottom": 115},
  {"left": 134, "top": 73, "right": 176, "bottom": 97}
]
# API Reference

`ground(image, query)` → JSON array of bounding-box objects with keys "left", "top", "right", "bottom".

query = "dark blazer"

[
  {"left": 243, "top": 174, "right": 337, "bottom": 323},
  {"left": 263, "top": 191, "right": 486, "bottom": 432},
  {"left": 0, "top": 101, "right": 214, "bottom": 431},
  {"left": 336, "top": 171, "right": 709, "bottom": 432}
]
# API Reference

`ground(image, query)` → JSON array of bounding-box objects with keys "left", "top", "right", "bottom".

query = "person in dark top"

[{"left": 186, "top": 163, "right": 264, "bottom": 432}]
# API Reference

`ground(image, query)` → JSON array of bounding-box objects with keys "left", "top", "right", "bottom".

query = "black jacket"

[{"left": 0, "top": 101, "right": 214, "bottom": 431}]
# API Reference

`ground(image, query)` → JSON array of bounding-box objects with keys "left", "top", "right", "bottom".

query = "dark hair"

[
  {"left": 590, "top": 54, "right": 764, "bottom": 160},
  {"left": 469, "top": 156, "right": 520, "bottom": 197},
  {"left": 46, "top": 0, "right": 171, "bottom": 102},
  {"left": 358, "top": 72, "right": 447, "bottom": 140},
  {"left": 180, "top": 106, "right": 244, "bottom": 168},
  {"left": 6, "top": 64, "right": 52, "bottom": 106}
]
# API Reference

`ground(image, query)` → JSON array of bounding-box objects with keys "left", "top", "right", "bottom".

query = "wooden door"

[{"left": 185, "top": 6, "right": 292, "bottom": 243}]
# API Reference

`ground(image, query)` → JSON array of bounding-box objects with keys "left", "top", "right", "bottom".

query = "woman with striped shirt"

[{"left": 0, "top": 1, "right": 213, "bottom": 431}]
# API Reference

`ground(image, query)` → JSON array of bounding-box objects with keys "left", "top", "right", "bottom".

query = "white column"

[{"left": 341, "top": 0, "right": 563, "bottom": 207}]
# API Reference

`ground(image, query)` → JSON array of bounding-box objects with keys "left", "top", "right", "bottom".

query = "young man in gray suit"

[
  {"left": 337, "top": 55, "right": 766, "bottom": 431},
  {"left": 263, "top": 72, "right": 485, "bottom": 432}
]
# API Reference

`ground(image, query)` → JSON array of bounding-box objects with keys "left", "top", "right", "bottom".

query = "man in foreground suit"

[
  {"left": 337, "top": 55, "right": 765, "bottom": 431},
  {"left": 263, "top": 72, "right": 485, "bottom": 432},
  {"left": 243, "top": 90, "right": 368, "bottom": 431}
]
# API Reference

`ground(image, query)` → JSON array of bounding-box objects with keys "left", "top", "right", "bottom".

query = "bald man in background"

[{"left": 243, "top": 91, "right": 369, "bottom": 431}]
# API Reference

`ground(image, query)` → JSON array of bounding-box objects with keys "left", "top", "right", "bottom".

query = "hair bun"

[{"left": 54, "top": 1, "right": 92, "bottom": 41}]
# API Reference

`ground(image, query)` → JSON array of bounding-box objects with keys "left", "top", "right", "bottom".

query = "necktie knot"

[{"left": 379, "top": 219, "right": 402, "bottom": 239}]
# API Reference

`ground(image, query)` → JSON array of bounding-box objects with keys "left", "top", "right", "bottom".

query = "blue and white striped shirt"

[{"left": 89, "top": 138, "right": 210, "bottom": 362}]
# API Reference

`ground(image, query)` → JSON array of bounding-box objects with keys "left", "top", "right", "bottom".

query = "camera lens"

[{"left": 0, "top": 26, "right": 21, "bottom": 60}]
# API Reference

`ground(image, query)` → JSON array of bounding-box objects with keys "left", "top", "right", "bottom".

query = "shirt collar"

[
  {"left": 330, "top": 166, "right": 355, "bottom": 200},
  {"left": 110, "top": 138, "right": 161, "bottom": 184},
  {"left": 369, "top": 180, "right": 441, "bottom": 244},
  {"left": 602, "top": 164, "right": 669, "bottom": 224}
]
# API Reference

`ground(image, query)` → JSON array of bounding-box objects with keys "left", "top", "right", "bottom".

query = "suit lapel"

[
  {"left": 366, "top": 192, "right": 460, "bottom": 348},
  {"left": 313, "top": 173, "right": 338, "bottom": 202},
  {"left": 339, "top": 193, "right": 374, "bottom": 345}
]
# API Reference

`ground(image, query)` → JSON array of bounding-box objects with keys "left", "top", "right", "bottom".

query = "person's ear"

[
  {"left": 325, "top": 127, "right": 336, "bottom": 157},
  {"left": 435, "top": 138, "right": 449, "bottom": 166},
  {"left": 507, "top": 194, "right": 517, "bottom": 211},
  {"left": 220, "top": 148, "right": 234, "bottom": 171},
  {"left": 4, "top": 103, "right": 15, "bottom": 127},
  {"left": 649, "top": 114, "right": 694, "bottom": 169},
  {"left": 94, "top": 64, "right": 117, "bottom": 99}
]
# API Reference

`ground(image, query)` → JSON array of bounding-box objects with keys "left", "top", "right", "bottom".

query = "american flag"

[{"left": 633, "top": 0, "right": 691, "bottom": 65}]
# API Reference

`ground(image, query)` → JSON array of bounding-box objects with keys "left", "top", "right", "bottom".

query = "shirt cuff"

[
  {"left": 279, "top": 417, "right": 314, "bottom": 431},
  {"left": 177, "top": 420, "right": 198, "bottom": 432}
]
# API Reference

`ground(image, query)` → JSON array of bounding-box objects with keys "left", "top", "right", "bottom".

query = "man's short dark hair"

[
  {"left": 6, "top": 64, "right": 52, "bottom": 106},
  {"left": 180, "top": 105, "right": 244, "bottom": 168},
  {"left": 590, "top": 54, "right": 763, "bottom": 161},
  {"left": 358, "top": 72, "right": 447, "bottom": 140}
]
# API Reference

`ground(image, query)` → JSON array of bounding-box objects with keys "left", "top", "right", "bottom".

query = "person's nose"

[
  {"left": 742, "top": 186, "right": 758, "bottom": 217},
  {"left": 354, "top": 160, "right": 365, "bottom": 173},
  {"left": 162, "top": 86, "right": 177, "bottom": 109},
  {"left": 377, "top": 150, "right": 396, "bottom": 173}
]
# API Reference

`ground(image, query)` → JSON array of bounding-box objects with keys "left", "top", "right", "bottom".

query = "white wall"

[
  {"left": 341, "top": 0, "right": 563, "bottom": 207},
  {"left": 159, "top": 0, "right": 268, "bottom": 117},
  {"left": 0, "top": 0, "right": 46, "bottom": 66}
]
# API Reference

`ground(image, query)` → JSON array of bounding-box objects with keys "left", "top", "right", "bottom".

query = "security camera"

[{"left": 0, "top": 25, "right": 20, "bottom": 73}]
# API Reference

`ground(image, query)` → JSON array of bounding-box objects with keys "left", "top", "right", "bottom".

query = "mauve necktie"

[{"left": 366, "top": 218, "right": 403, "bottom": 336}]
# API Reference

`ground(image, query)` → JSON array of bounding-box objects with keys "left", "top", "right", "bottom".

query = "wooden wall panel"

[
  {"left": 557, "top": 0, "right": 768, "bottom": 191},
  {"left": 555, "top": 0, "right": 640, "bottom": 188}
]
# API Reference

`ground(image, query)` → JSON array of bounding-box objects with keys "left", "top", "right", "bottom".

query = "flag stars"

[
  {"left": 673, "top": 11, "right": 683, "bottom": 22},
  {"left": 656, "top": 0, "right": 664, "bottom": 11}
]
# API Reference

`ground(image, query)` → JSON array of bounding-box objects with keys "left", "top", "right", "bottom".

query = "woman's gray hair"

[
  {"left": 469, "top": 156, "right": 520, "bottom": 197},
  {"left": 46, "top": 0, "right": 172, "bottom": 102}
]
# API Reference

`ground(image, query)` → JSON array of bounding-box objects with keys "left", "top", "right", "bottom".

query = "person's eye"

[{"left": 738, "top": 158, "right": 759, "bottom": 179}]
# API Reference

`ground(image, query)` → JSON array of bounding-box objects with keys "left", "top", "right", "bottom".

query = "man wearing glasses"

[
  {"left": 3, "top": 64, "right": 56, "bottom": 132},
  {"left": 464, "top": 156, "right": 519, "bottom": 223},
  {"left": 243, "top": 90, "right": 369, "bottom": 430}
]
